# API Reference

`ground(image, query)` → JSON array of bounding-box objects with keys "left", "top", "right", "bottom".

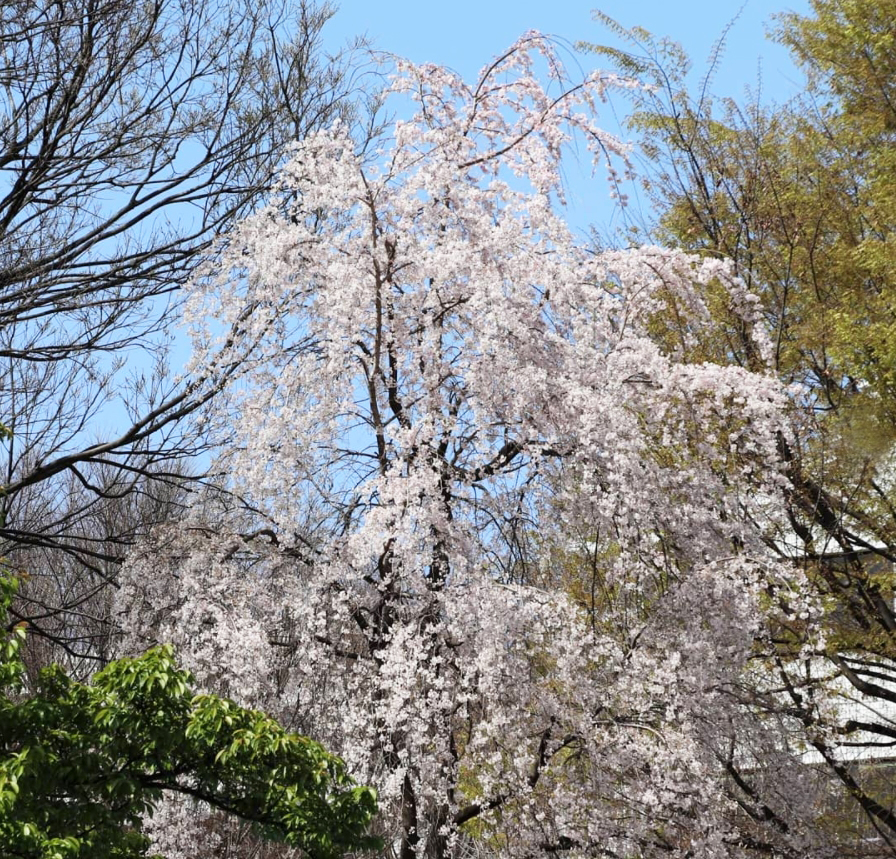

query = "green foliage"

[
  {"left": 0, "top": 574, "right": 379, "bottom": 859},
  {"left": 770, "top": 0, "right": 896, "bottom": 424},
  {"left": 776, "top": 0, "right": 896, "bottom": 131}
]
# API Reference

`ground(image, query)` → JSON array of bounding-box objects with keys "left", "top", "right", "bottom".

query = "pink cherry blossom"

[{"left": 120, "top": 34, "right": 851, "bottom": 859}]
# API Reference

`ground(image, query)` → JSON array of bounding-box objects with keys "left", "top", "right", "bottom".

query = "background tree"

[
  {"left": 0, "top": 0, "right": 363, "bottom": 665},
  {"left": 583, "top": 4, "right": 896, "bottom": 848}
]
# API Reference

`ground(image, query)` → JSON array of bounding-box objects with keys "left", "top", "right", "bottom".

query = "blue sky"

[
  {"left": 322, "top": 1, "right": 810, "bottom": 236},
  {"left": 324, "top": 1, "right": 809, "bottom": 95}
]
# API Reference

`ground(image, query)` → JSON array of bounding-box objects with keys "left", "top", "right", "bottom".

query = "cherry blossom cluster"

[{"left": 123, "top": 34, "right": 844, "bottom": 859}]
